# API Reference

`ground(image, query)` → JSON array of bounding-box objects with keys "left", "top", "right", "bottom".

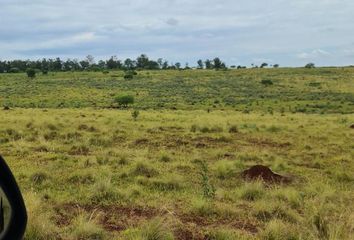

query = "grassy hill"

[{"left": 1, "top": 68, "right": 353, "bottom": 113}]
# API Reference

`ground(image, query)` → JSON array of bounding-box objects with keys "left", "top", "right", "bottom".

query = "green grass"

[
  {"left": 0, "top": 68, "right": 353, "bottom": 239},
  {"left": 0, "top": 68, "right": 353, "bottom": 113}
]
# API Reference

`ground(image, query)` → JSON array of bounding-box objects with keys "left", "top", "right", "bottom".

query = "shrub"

[
  {"left": 261, "top": 79, "right": 273, "bottom": 86},
  {"left": 26, "top": 68, "right": 36, "bottom": 78},
  {"left": 114, "top": 95, "right": 134, "bottom": 108}
]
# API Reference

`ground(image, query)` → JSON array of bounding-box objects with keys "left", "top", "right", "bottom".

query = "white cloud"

[
  {"left": 0, "top": 0, "right": 354, "bottom": 66},
  {"left": 297, "top": 49, "right": 331, "bottom": 59}
]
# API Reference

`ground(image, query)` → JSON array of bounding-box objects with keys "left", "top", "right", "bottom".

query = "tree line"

[
  {"left": 0, "top": 54, "right": 285, "bottom": 74},
  {"left": 0, "top": 54, "right": 235, "bottom": 73}
]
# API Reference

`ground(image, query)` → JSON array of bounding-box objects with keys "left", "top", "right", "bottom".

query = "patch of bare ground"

[
  {"left": 54, "top": 203, "right": 258, "bottom": 239},
  {"left": 247, "top": 138, "right": 291, "bottom": 148}
]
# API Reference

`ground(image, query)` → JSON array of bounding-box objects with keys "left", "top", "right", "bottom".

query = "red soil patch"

[
  {"left": 247, "top": 138, "right": 291, "bottom": 148},
  {"left": 242, "top": 165, "right": 290, "bottom": 183},
  {"left": 54, "top": 203, "right": 258, "bottom": 239}
]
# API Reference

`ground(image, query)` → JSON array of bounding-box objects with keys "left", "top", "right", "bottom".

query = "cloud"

[
  {"left": 0, "top": 0, "right": 354, "bottom": 66},
  {"left": 297, "top": 49, "right": 331, "bottom": 59},
  {"left": 165, "top": 18, "right": 179, "bottom": 26}
]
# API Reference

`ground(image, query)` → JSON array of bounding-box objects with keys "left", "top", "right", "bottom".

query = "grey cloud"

[{"left": 0, "top": 0, "right": 354, "bottom": 66}]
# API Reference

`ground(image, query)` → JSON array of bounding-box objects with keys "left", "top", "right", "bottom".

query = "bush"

[
  {"left": 26, "top": 68, "right": 36, "bottom": 78},
  {"left": 114, "top": 95, "right": 134, "bottom": 108},
  {"left": 261, "top": 79, "right": 273, "bottom": 86},
  {"left": 124, "top": 70, "right": 137, "bottom": 79}
]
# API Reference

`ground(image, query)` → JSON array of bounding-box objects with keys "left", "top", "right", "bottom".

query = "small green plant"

[
  {"left": 196, "top": 160, "right": 215, "bottom": 199},
  {"left": 131, "top": 109, "right": 140, "bottom": 121}
]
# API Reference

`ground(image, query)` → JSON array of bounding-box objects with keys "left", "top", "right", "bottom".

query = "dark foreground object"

[
  {"left": 350, "top": 124, "right": 354, "bottom": 129},
  {"left": 242, "top": 165, "right": 290, "bottom": 183}
]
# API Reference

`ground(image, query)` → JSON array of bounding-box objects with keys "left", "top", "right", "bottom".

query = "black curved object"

[{"left": 0, "top": 156, "right": 27, "bottom": 240}]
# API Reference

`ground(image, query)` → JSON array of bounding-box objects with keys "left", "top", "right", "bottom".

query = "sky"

[{"left": 1, "top": 0, "right": 354, "bottom": 67}]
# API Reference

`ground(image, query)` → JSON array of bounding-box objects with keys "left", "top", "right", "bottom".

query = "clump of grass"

[
  {"left": 207, "top": 228, "right": 251, "bottom": 240},
  {"left": 259, "top": 219, "right": 299, "bottom": 240},
  {"left": 132, "top": 162, "right": 159, "bottom": 178},
  {"left": 267, "top": 125, "right": 281, "bottom": 133},
  {"left": 159, "top": 154, "right": 172, "bottom": 163},
  {"left": 90, "top": 178, "right": 120, "bottom": 203},
  {"left": 117, "top": 155, "right": 129, "bottom": 165},
  {"left": 150, "top": 175, "right": 183, "bottom": 191},
  {"left": 68, "top": 173, "right": 95, "bottom": 185},
  {"left": 253, "top": 201, "right": 301, "bottom": 224},
  {"left": 24, "top": 192, "right": 58, "bottom": 240},
  {"left": 214, "top": 160, "right": 235, "bottom": 179},
  {"left": 189, "top": 197, "right": 216, "bottom": 217},
  {"left": 272, "top": 188, "right": 303, "bottom": 209},
  {"left": 69, "top": 145, "right": 90, "bottom": 155},
  {"left": 31, "top": 172, "right": 48, "bottom": 185},
  {"left": 228, "top": 125, "right": 238, "bottom": 133},
  {"left": 69, "top": 212, "right": 106, "bottom": 240},
  {"left": 123, "top": 217, "right": 174, "bottom": 240},
  {"left": 239, "top": 181, "right": 265, "bottom": 201}
]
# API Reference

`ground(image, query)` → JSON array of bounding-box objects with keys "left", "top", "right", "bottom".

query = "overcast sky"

[{"left": 1, "top": 0, "right": 354, "bottom": 66}]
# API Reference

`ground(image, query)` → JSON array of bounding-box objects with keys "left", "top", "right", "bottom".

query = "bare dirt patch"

[{"left": 54, "top": 203, "right": 258, "bottom": 239}]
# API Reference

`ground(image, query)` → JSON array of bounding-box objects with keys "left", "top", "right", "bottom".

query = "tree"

[
  {"left": 124, "top": 58, "right": 136, "bottom": 70},
  {"left": 273, "top": 64, "right": 279, "bottom": 68},
  {"left": 114, "top": 95, "right": 135, "bottom": 108},
  {"left": 175, "top": 62, "right": 181, "bottom": 70},
  {"left": 305, "top": 63, "right": 315, "bottom": 68},
  {"left": 260, "top": 62, "right": 268, "bottom": 68},
  {"left": 197, "top": 59, "right": 204, "bottom": 69},
  {"left": 205, "top": 59, "right": 213, "bottom": 69},
  {"left": 213, "top": 57, "right": 223, "bottom": 70},
  {"left": 136, "top": 54, "right": 149, "bottom": 69},
  {"left": 26, "top": 68, "right": 36, "bottom": 78},
  {"left": 86, "top": 55, "right": 95, "bottom": 66}
]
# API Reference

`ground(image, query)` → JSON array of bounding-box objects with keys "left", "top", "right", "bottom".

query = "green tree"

[
  {"left": 305, "top": 63, "right": 315, "bottom": 68},
  {"left": 260, "top": 62, "right": 268, "bottom": 68},
  {"left": 26, "top": 68, "right": 36, "bottom": 78},
  {"left": 197, "top": 59, "right": 204, "bottom": 69}
]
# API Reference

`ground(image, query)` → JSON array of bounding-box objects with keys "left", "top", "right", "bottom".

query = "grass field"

[{"left": 0, "top": 68, "right": 354, "bottom": 239}]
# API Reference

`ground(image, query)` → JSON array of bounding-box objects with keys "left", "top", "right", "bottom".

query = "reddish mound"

[{"left": 242, "top": 165, "right": 289, "bottom": 183}]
